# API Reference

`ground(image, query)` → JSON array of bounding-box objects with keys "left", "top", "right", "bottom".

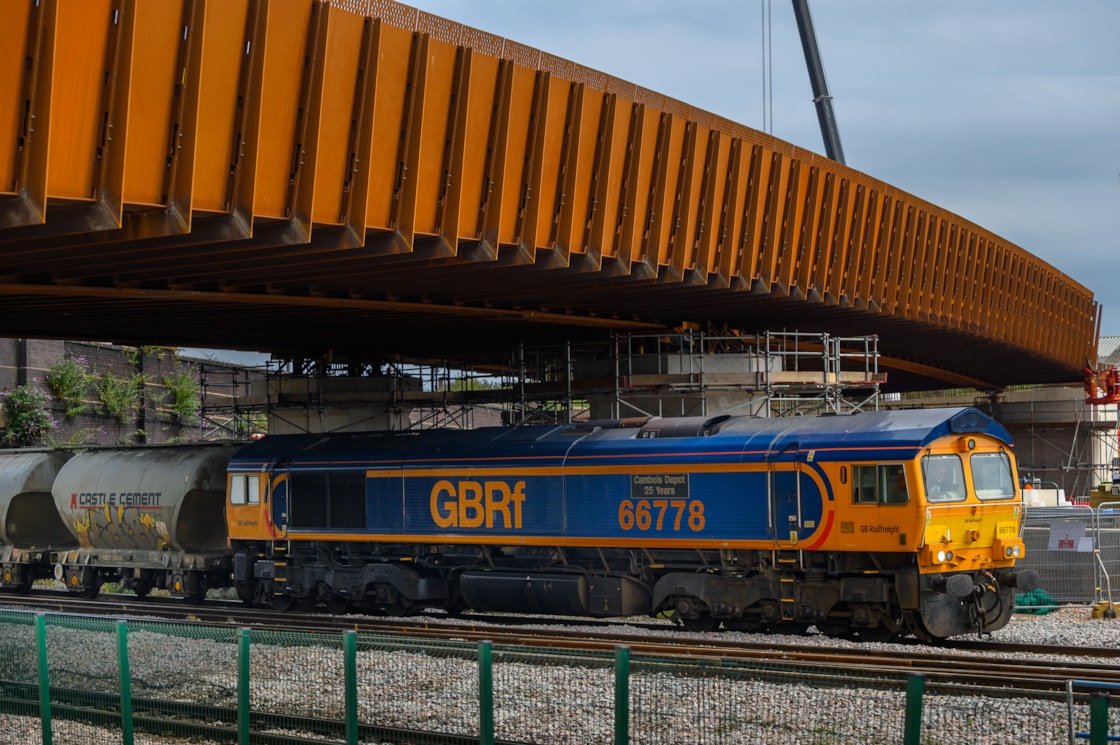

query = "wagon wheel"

[
  {"left": 72, "top": 570, "right": 100, "bottom": 600},
  {"left": 235, "top": 581, "right": 257, "bottom": 605},
  {"left": 78, "top": 584, "right": 101, "bottom": 600},
  {"left": 131, "top": 577, "right": 153, "bottom": 599},
  {"left": 182, "top": 573, "right": 208, "bottom": 605}
]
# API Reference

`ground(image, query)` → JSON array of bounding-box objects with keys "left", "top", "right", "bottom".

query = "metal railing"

[{"left": 1019, "top": 505, "right": 1120, "bottom": 607}]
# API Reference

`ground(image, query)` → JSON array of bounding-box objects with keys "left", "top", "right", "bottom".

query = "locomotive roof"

[{"left": 228, "top": 407, "right": 1010, "bottom": 468}]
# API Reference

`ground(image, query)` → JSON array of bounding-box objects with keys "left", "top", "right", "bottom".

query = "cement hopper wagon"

[
  {"left": 51, "top": 443, "right": 240, "bottom": 601},
  {"left": 0, "top": 450, "right": 75, "bottom": 591}
]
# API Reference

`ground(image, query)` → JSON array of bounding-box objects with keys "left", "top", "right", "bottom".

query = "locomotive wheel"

[
  {"left": 271, "top": 593, "right": 296, "bottom": 612},
  {"left": 857, "top": 625, "right": 900, "bottom": 643},
  {"left": 816, "top": 621, "right": 855, "bottom": 640},
  {"left": 681, "top": 613, "right": 719, "bottom": 633},
  {"left": 325, "top": 594, "right": 351, "bottom": 615},
  {"left": 723, "top": 618, "right": 764, "bottom": 633},
  {"left": 767, "top": 622, "right": 811, "bottom": 636},
  {"left": 382, "top": 600, "right": 416, "bottom": 617}
]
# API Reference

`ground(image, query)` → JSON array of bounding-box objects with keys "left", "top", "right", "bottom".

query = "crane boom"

[{"left": 791, "top": 0, "right": 846, "bottom": 164}]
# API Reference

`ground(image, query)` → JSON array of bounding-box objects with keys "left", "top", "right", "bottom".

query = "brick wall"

[{"left": 1, "top": 339, "right": 244, "bottom": 446}]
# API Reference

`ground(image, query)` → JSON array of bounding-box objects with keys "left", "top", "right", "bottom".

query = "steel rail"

[{"left": 1, "top": 591, "right": 1114, "bottom": 692}]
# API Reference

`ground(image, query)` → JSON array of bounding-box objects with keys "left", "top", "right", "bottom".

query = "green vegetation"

[
  {"left": 99, "top": 370, "right": 147, "bottom": 422},
  {"left": 46, "top": 356, "right": 95, "bottom": 417},
  {"left": 162, "top": 365, "right": 201, "bottom": 424},
  {"left": 1, "top": 385, "right": 54, "bottom": 446}
]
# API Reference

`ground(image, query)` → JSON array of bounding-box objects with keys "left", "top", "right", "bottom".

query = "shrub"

[
  {"left": 163, "top": 366, "right": 201, "bottom": 424},
  {"left": 100, "top": 371, "right": 146, "bottom": 422},
  {"left": 1, "top": 385, "right": 54, "bottom": 446},
  {"left": 46, "top": 356, "right": 94, "bottom": 417}
]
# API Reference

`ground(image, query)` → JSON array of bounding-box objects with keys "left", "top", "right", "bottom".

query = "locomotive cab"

[{"left": 914, "top": 434, "right": 1038, "bottom": 638}]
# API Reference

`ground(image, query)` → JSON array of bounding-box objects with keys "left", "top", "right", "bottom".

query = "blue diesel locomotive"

[{"left": 224, "top": 407, "right": 1040, "bottom": 640}]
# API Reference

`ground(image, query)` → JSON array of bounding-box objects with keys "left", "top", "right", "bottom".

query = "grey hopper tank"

[
  {"left": 52, "top": 444, "right": 239, "bottom": 553},
  {"left": 0, "top": 450, "right": 75, "bottom": 548}
]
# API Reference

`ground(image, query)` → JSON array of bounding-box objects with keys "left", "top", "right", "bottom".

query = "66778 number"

[{"left": 618, "top": 499, "right": 706, "bottom": 532}]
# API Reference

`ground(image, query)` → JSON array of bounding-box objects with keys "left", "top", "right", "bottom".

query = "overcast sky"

[{"left": 407, "top": 0, "right": 1120, "bottom": 339}]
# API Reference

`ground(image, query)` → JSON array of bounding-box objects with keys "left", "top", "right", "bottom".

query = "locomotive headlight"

[
  {"left": 1005, "top": 547, "right": 1013, "bottom": 558},
  {"left": 937, "top": 550, "right": 947, "bottom": 563}
]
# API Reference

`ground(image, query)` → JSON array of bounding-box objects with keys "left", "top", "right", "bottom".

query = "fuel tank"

[
  {"left": 52, "top": 444, "right": 240, "bottom": 553},
  {"left": 0, "top": 450, "right": 75, "bottom": 548}
]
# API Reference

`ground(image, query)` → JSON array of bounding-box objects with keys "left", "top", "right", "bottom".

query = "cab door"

[
  {"left": 270, "top": 471, "right": 289, "bottom": 537},
  {"left": 768, "top": 443, "right": 802, "bottom": 544},
  {"left": 771, "top": 469, "right": 801, "bottom": 543},
  {"left": 227, "top": 471, "right": 267, "bottom": 540}
]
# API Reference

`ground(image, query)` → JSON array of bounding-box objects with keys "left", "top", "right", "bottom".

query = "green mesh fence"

[
  {"left": 353, "top": 635, "right": 480, "bottom": 742},
  {"left": 629, "top": 658, "right": 906, "bottom": 745},
  {"left": 921, "top": 681, "right": 1072, "bottom": 745},
  {"left": 0, "top": 611, "right": 44, "bottom": 743},
  {"left": 0, "top": 608, "right": 1116, "bottom": 745},
  {"left": 490, "top": 646, "right": 616, "bottom": 744},
  {"left": 246, "top": 628, "right": 347, "bottom": 742},
  {"left": 123, "top": 618, "right": 241, "bottom": 743}
]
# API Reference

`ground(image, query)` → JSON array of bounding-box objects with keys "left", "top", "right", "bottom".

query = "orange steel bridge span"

[{"left": 0, "top": 0, "right": 1100, "bottom": 390}]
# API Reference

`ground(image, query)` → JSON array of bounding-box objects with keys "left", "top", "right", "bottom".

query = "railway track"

[{"left": 2, "top": 590, "right": 1115, "bottom": 692}]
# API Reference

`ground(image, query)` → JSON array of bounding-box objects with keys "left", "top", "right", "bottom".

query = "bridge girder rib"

[{"left": 0, "top": 0, "right": 1098, "bottom": 390}]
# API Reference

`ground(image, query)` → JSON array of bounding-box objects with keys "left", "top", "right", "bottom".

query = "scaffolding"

[
  {"left": 198, "top": 331, "right": 885, "bottom": 435},
  {"left": 199, "top": 357, "right": 515, "bottom": 435},
  {"left": 195, "top": 364, "right": 268, "bottom": 440},
  {"left": 511, "top": 330, "right": 884, "bottom": 423}
]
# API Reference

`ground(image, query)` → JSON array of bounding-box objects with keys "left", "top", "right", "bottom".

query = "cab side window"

[
  {"left": 853, "top": 464, "right": 909, "bottom": 505},
  {"left": 881, "top": 465, "right": 909, "bottom": 504},
  {"left": 229, "top": 474, "right": 260, "bottom": 505},
  {"left": 854, "top": 465, "right": 878, "bottom": 504}
]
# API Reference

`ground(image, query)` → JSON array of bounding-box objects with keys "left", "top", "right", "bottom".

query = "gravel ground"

[{"left": 0, "top": 605, "right": 1116, "bottom": 745}]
